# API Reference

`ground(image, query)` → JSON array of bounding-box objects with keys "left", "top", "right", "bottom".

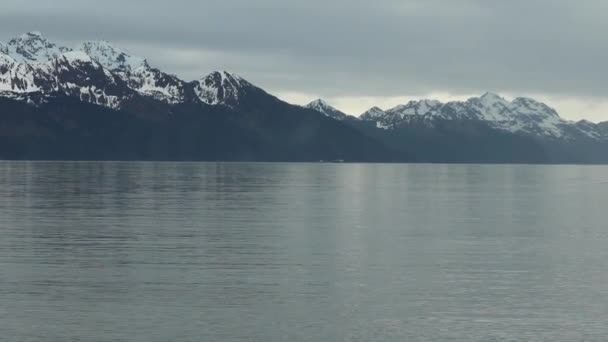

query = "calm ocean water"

[{"left": 1, "top": 161, "right": 608, "bottom": 341}]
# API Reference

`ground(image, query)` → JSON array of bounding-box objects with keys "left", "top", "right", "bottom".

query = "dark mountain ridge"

[{"left": 0, "top": 32, "right": 606, "bottom": 163}]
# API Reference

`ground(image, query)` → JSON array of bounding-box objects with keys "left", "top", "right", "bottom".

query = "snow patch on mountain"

[
  {"left": 194, "top": 71, "right": 250, "bottom": 106},
  {"left": 0, "top": 68, "right": 39, "bottom": 93},
  {"left": 81, "top": 41, "right": 147, "bottom": 74},
  {"left": 59, "top": 51, "right": 94, "bottom": 64},
  {"left": 127, "top": 67, "right": 187, "bottom": 104},
  {"left": 305, "top": 99, "right": 348, "bottom": 120},
  {"left": 0, "top": 55, "right": 41, "bottom": 93},
  {"left": 80, "top": 41, "right": 187, "bottom": 103},
  {"left": 387, "top": 99, "right": 443, "bottom": 117},
  {"left": 360, "top": 106, "right": 386, "bottom": 119},
  {"left": 43, "top": 52, "right": 129, "bottom": 109},
  {"left": 466, "top": 92, "right": 512, "bottom": 121},
  {"left": 4, "top": 32, "right": 71, "bottom": 63}
]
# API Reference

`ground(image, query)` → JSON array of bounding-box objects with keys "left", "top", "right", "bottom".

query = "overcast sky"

[{"left": 1, "top": 0, "right": 607, "bottom": 121}]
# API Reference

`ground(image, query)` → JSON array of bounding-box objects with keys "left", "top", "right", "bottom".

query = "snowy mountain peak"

[
  {"left": 476, "top": 91, "right": 509, "bottom": 105},
  {"left": 5, "top": 32, "right": 71, "bottom": 63},
  {"left": 194, "top": 71, "right": 252, "bottom": 106},
  {"left": 305, "top": 98, "right": 334, "bottom": 112},
  {"left": 80, "top": 40, "right": 189, "bottom": 104},
  {"left": 305, "top": 99, "right": 348, "bottom": 120},
  {"left": 205, "top": 71, "right": 249, "bottom": 88},
  {"left": 387, "top": 98, "right": 443, "bottom": 117},
  {"left": 214, "top": 71, "right": 247, "bottom": 85},
  {"left": 360, "top": 107, "right": 387, "bottom": 122},
  {"left": 80, "top": 41, "right": 147, "bottom": 74},
  {"left": 307, "top": 98, "right": 330, "bottom": 107}
]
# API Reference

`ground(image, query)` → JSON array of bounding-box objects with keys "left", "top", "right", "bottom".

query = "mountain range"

[{"left": 1, "top": 32, "right": 607, "bottom": 163}]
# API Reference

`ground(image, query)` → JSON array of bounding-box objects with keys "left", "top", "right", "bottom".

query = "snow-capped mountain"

[
  {"left": 306, "top": 93, "right": 601, "bottom": 140},
  {"left": 304, "top": 99, "right": 349, "bottom": 120},
  {"left": 360, "top": 107, "right": 396, "bottom": 129},
  {"left": 1, "top": 43, "right": 130, "bottom": 109},
  {"left": 1, "top": 30, "right": 607, "bottom": 157},
  {"left": 80, "top": 41, "right": 146, "bottom": 75},
  {"left": 0, "top": 33, "right": 137, "bottom": 108},
  {"left": 359, "top": 92, "right": 606, "bottom": 140},
  {"left": 0, "top": 32, "right": 254, "bottom": 108},
  {"left": 1, "top": 31, "right": 607, "bottom": 163},
  {"left": 194, "top": 71, "right": 253, "bottom": 107},
  {"left": 387, "top": 99, "right": 443, "bottom": 117},
  {"left": 0, "top": 35, "right": 394, "bottom": 163},
  {"left": 45, "top": 51, "right": 130, "bottom": 108},
  {"left": 81, "top": 41, "right": 190, "bottom": 103},
  {"left": 360, "top": 106, "right": 386, "bottom": 120},
  {"left": 1, "top": 32, "right": 71, "bottom": 63}
]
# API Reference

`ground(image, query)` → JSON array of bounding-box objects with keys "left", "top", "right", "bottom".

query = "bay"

[{"left": 1, "top": 161, "right": 607, "bottom": 341}]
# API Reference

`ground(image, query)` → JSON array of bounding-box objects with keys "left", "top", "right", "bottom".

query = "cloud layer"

[{"left": 1, "top": 0, "right": 607, "bottom": 120}]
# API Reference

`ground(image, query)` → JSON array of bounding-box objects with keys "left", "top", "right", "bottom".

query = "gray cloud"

[{"left": 1, "top": 0, "right": 607, "bottom": 119}]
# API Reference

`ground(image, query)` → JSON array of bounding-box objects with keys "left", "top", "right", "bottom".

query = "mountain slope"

[
  {"left": 0, "top": 95, "right": 398, "bottom": 161},
  {"left": 599, "top": 121, "right": 608, "bottom": 135}
]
